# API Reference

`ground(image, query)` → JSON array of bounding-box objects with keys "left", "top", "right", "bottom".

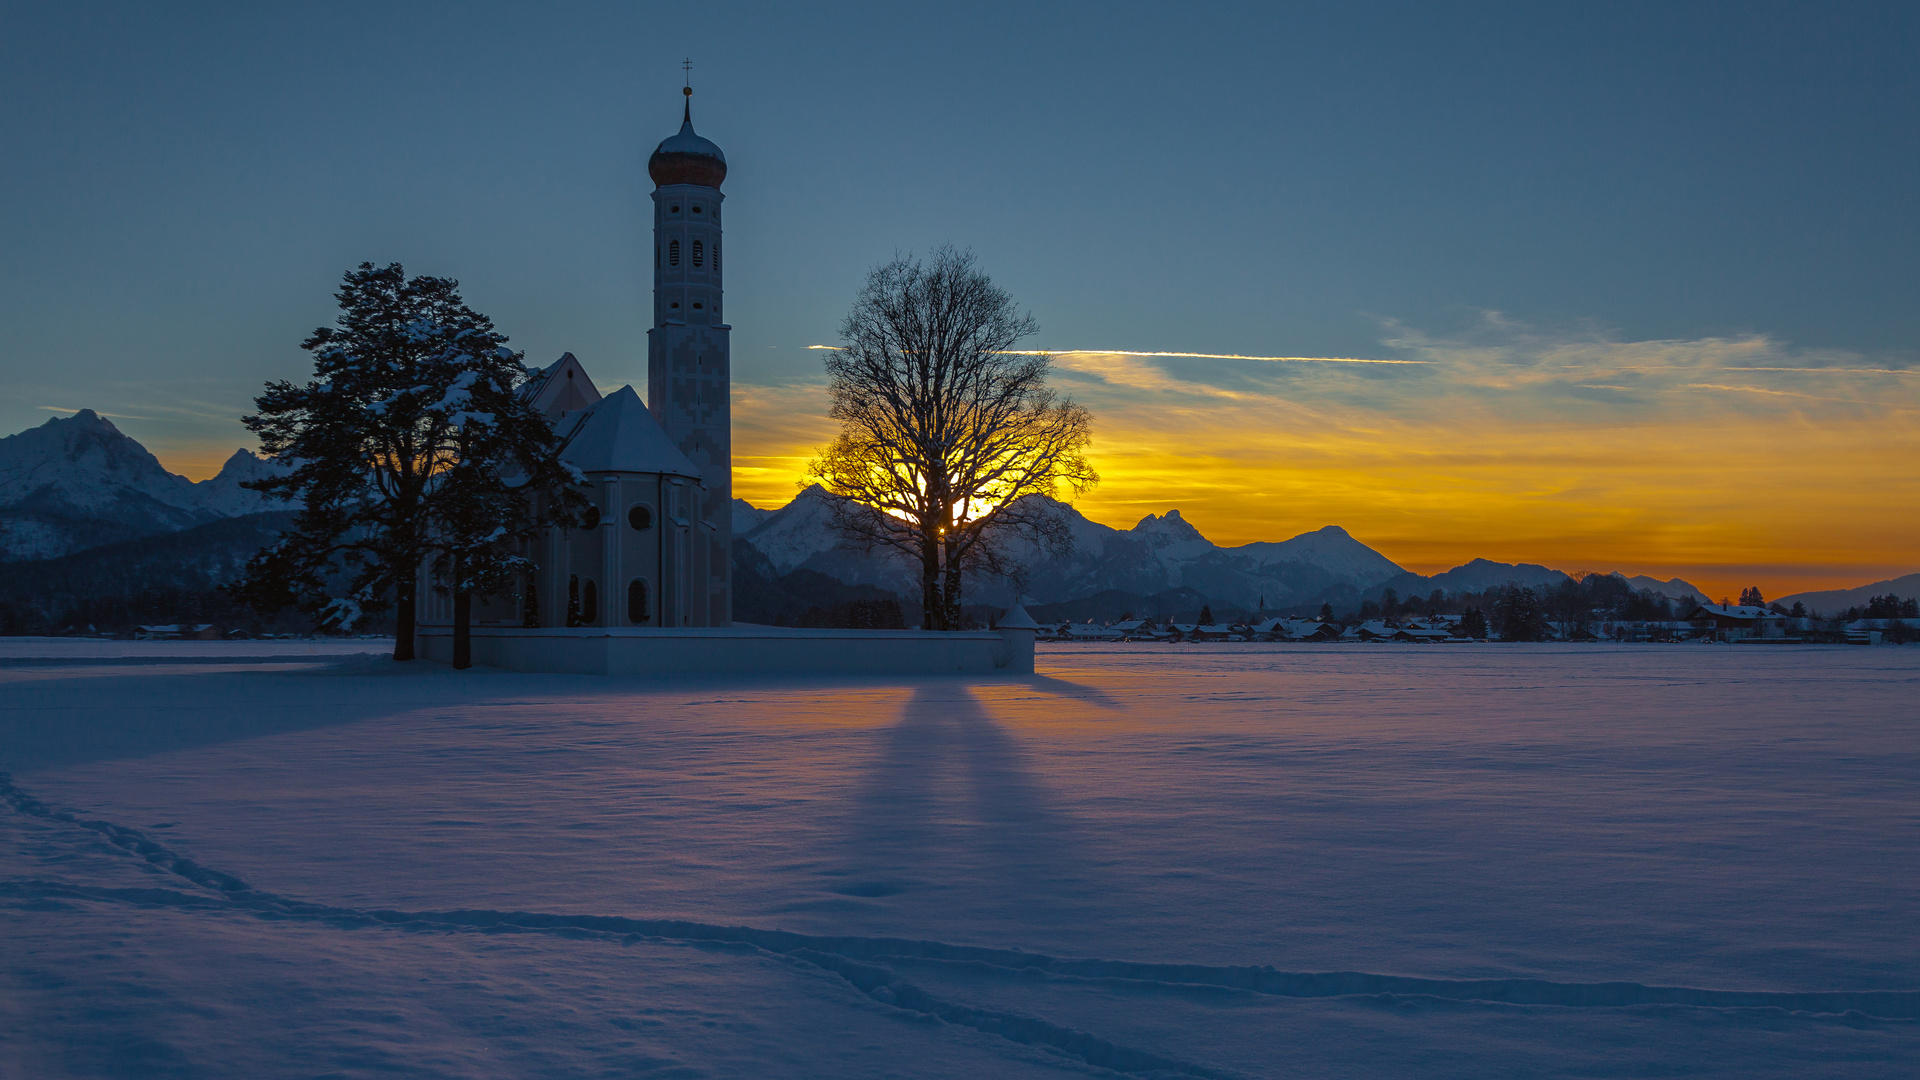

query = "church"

[
  {"left": 413, "top": 88, "right": 1037, "bottom": 675},
  {"left": 416, "top": 86, "right": 733, "bottom": 633}
]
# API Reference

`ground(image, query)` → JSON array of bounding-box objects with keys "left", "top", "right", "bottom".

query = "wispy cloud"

[{"left": 38, "top": 406, "right": 151, "bottom": 420}]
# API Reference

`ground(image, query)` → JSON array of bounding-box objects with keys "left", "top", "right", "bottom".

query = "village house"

[{"left": 1684, "top": 603, "right": 1792, "bottom": 642}]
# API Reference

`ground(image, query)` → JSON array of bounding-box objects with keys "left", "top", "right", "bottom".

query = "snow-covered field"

[{"left": 3, "top": 642, "right": 1916, "bottom": 1077}]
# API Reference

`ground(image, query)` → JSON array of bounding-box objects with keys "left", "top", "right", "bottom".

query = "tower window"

[
  {"left": 670, "top": 301, "right": 680, "bottom": 309},
  {"left": 713, "top": 243, "right": 719, "bottom": 272},
  {"left": 692, "top": 302, "right": 703, "bottom": 310},
  {"left": 669, "top": 204, "right": 680, "bottom": 214},
  {"left": 692, "top": 240, "right": 704, "bottom": 267},
  {"left": 692, "top": 204, "right": 702, "bottom": 214},
  {"left": 627, "top": 578, "right": 651, "bottom": 624},
  {"left": 668, "top": 239, "right": 680, "bottom": 266}
]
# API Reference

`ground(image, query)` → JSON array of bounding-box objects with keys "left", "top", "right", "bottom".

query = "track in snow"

[{"left": 6, "top": 772, "right": 1916, "bottom": 1080}]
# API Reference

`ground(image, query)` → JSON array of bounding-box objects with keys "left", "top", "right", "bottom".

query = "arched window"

[
  {"left": 713, "top": 242, "right": 719, "bottom": 273},
  {"left": 668, "top": 239, "right": 680, "bottom": 266},
  {"left": 628, "top": 578, "right": 650, "bottom": 624},
  {"left": 692, "top": 239, "right": 704, "bottom": 267},
  {"left": 627, "top": 503, "right": 653, "bottom": 531},
  {"left": 580, "top": 579, "right": 598, "bottom": 624}
]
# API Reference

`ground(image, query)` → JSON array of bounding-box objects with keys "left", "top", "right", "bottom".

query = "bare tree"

[{"left": 809, "top": 247, "right": 1097, "bottom": 630}]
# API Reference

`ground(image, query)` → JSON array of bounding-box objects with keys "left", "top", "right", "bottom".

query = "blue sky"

[{"left": 2, "top": 1, "right": 1914, "bottom": 590}]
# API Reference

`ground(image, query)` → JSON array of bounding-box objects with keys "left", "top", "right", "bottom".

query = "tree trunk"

[
  {"left": 452, "top": 549, "right": 472, "bottom": 670},
  {"left": 920, "top": 531, "right": 942, "bottom": 631},
  {"left": 393, "top": 580, "right": 416, "bottom": 661},
  {"left": 942, "top": 537, "right": 963, "bottom": 631}
]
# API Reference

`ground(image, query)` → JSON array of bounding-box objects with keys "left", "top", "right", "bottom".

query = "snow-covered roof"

[
  {"left": 522, "top": 353, "right": 602, "bottom": 420},
  {"left": 560, "top": 386, "right": 702, "bottom": 479},
  {"left": 1690, "top": 604, "right": 1779, "bottom": 621},
  {"left": 653, "top": 118, "right": 727, "bottom": 164},
  {"left": 997, "top": 604, "right": 1039, "bottom": 630}
]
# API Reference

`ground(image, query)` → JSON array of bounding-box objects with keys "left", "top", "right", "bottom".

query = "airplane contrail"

[{"left": 805, "top": 346, "right": 1429, "bottom": 365}]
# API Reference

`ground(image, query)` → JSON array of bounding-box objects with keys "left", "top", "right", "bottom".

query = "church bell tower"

[{"left": 646, "top": 83, "right": 731, "bottom": 625}]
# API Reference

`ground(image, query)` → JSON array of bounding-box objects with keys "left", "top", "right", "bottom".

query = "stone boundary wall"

[{"left": 415, "top": 625, "right": 1035, "bottom": 676}]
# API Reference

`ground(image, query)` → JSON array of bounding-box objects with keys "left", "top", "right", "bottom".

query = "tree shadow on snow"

[
  {"left": 0, "top": 660, "right": 458, "bottom": 774},
  {"left": 1020, "top": 673, "right": 1124, "bottom": 711},
  {"left": 827, "top": 685, "right": 1104, "bottom": 925}
]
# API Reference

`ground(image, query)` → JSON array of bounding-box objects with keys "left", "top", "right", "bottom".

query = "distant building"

[
  {"left": 1845, "top": 617, "right": 1920, "bottom": 645},
  {"left": 1684, "top": 603, "right": 1791, "bottom": 642}
]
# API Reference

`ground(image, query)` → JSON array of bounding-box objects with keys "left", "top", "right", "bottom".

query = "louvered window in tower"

[
  {"left": 668, "top": 239, "right": 680, "bottom": 266},
  {"left": 692, "top": 240, "right": 704, "bottom": 267},
  {"left": 713, "top": 243, "right": 720, "bottom": 273}
]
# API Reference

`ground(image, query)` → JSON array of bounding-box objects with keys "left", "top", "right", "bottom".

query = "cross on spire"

[{"left": 682, "top": 58, "right": 693, "bottom": 87}]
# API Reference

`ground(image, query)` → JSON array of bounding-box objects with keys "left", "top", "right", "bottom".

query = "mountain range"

[
  {"left": 0, "top": 410, "right": 286, "bottom": 560},
  {"left": 732, "top": 486, "right": 1713, "bottom": 616},
  {"left": 7, "top": 411, "right": 1891, "bottom": 621},
  {"left": 1775, "top": 574, "right": 1920, "bottom": 615}
]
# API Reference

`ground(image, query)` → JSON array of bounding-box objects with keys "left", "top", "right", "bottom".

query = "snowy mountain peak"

[
  {"left": 732, "top": 497, "right": 775, "bottom": 535},
  {"left": 1131, "top": 509, "right": 1210, "bottom": 545},
  {"left": 192, "top": 449, "right": 291, "bottom": 517},
  {"left": 742, "top": 484, "right": 851, "bottom": 574},
  {"left": 0, "top": 413, "right": 298, "bottom": 561},
  {"left": 0, "top": 409, "right": 198, "bottom": 511},
  {"left": 65, "top": 408, "right": 117, "bottom": 432}
]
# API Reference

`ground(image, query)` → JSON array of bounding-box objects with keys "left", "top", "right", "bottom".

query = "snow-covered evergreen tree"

[{"left": 230, "top": 263, "right": 581, "bottom": 662}]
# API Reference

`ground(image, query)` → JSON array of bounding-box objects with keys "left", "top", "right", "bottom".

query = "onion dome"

[{"left": 648, "top": 88, "right": 727, "bottom": 189}]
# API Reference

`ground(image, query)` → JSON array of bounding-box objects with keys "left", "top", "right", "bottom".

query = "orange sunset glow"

[{"left": 735, "top": 324, "right": 1919, "bottom": 601}]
